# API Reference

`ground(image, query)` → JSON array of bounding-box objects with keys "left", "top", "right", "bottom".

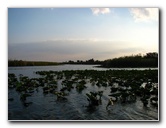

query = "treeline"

[
  {"left": 101, "top": 52, "right": 158, "bottom": 68},
  {"left": 8, "top": 60, "right": 60, "bottom": 67},
  {"left": 63, "top": 58, "right": 103, "bottom": 65},
  {"left": 8, "top": 52, "right": 158, "bottom": 68}
]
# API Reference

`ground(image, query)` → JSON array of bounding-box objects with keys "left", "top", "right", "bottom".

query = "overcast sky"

[{"left": 8, "top": 8, "right": 159, "bottom": 62}]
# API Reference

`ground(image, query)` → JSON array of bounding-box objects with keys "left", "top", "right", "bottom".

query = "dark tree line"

[
  {"left": 8, "top": 60, "right": 60, "bottom": 67},
  {"left": 63, "top": 58, "right": 103, "bottom": 65},
  {"left": 8, "top": 52, "right": 158, "bottom": 68},
  {"left": 101, "top": 52, "right": 158, "bottom": 68}
]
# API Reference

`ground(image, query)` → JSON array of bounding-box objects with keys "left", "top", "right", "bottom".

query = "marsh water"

[{"left": 8, "top": 64, "right": 158, "bottom": 120}]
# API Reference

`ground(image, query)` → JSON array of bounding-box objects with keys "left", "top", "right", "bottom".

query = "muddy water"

[{"left": 8, "top": 65, "right": 158, "bottom": 120}]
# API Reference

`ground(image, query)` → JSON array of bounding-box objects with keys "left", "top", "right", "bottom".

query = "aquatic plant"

[
  {"left": 8, "top": 68, "right": 158, "bottom": 114},
  {"left": 20, "top": 93, "right": 31, "bottom": 101},
  {"left": 110, "top": 87, "right": 118, "bottom": 93},
  {"left": 15, "top": 81, "right": 26, "bottom": 92},
  {"left": 86, "top": 92, "right": 98, "bottom": 106},
  {"left": 19, "top": 93, "right": 33, "bottom": 107},
  {"left": 106, "top": 98, "right": 114, "bottom": 109},
  {"left": 76, "top": 83, "right": 86, "bottom": 92},
  {"left": 61, "top": 80, "right": 74, "bottom": 91},
  {"left": 8, "top": 73, "right": 18, "bottom": 88},
  {"left": 86, "top": 91, "right": 103, "bottom": 106},
  {"left": 42, "top": 83, "right": 57, "bottom": 94},
  {"left": 54, "top": 91, "right": 68, "bottom": 100},
  {"left": 140, "top": 97, "right": 149, "bottom": 107},
  {"left": 150, "top": 96, "right": 158, "bottom": 107}
]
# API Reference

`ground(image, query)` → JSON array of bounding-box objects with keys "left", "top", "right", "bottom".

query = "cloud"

[
  {"left": 8, "top": 39, "right": 145, "bottom": 62},
  {"left": 42, "top": 8, "right": 54, "bottom": 11},
  {"left": 130, "top": 8, "right": 158, "bottom": 22},
  {"left": 49, "top": 38, "right": 100, "bottom": 42},
  {"left": 91, "top": 8, "right": 110, "bottom": 15}
]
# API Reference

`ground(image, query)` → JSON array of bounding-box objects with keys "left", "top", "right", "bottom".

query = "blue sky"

[{"left": 8, "top": 8, "right": 158, "bottom": 62}]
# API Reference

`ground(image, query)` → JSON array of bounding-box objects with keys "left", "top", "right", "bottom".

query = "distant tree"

[
  {"left": 68, "top": 60, "right": 74, "bottom": 64},
  {"left": 102, "top": 53, "right": 158, "bottom": 68},
  {"left": 87, "top": 58, "right": 94, "bottom": 64},
  {"left": 145, "top": 52, "right": 158, "bottom": 58}
]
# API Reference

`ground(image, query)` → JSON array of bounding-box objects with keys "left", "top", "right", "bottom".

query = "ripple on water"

[{"left": 8, "top": 66, "right": 158, "bottom": 120}]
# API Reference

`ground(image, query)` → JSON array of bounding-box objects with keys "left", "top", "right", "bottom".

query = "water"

[
  {"left": 8, "top": 65, "right": 107, "bottom": 78},
  {"left": 8, "top": 64, "right": 157, "bottom": 78},
  {"left": 8, "top": 65, "right": 158, "bottom": 120}
]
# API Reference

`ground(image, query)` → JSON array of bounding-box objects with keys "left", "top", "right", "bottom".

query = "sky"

[{"left": 8, "top": 8, "right": 159, "bottom": 62}]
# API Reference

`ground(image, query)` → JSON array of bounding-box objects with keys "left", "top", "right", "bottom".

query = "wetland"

[{"left": 8, "top": 65, "right": 158, "bottom": 120}]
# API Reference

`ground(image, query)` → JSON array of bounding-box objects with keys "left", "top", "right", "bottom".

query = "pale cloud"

[
  {"left": 42, "top": 8, "right": 54, "bottom": 11},
  {"left": 91, "top": 8, "right": 110, "bottom": 15},
  {"left": 8, "top": 39, "right": 147, "bottom": 62},
  {"left": 130, "top": 8, "right": 158, "bottom": 22},
  {"left": 49, "top": 38, "right": 100, "bottom": 42}
]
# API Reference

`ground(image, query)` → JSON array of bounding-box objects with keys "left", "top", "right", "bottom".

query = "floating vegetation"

[
  {"left": 54, "top": 91, "right": 68, "bottom": 101},
  {"left": 106, "top": 98, "right": 115, "bottom": 110},
  {"left": 86, "top": 91, "right": 103, "bottom": 106},
  {"left": 8, "top": 69, "right": 158, "bottom": 111},
  {"left": 76, "top": 80, "right": 87, "bottom": 93}
]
